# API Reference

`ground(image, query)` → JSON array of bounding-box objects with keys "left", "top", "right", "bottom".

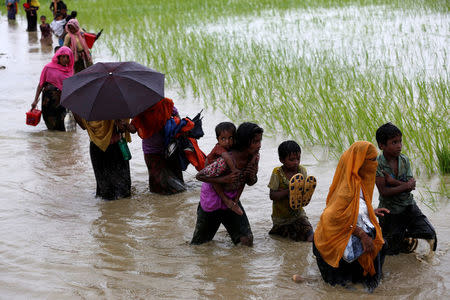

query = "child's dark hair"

[
  {"left": 40, "top": 15, "right": 46, "bottom": 19},
  {"left": 376, "top": 122, "right": 402, "bottom": 146},
  {"left": 234, "top": 122, "right": 263, "bottom": 151},
  {"left": 70, "top": 11, "right": 77, "bottom": 17},
  {"left": 278, "top": 140, "right": 301, "bottom": 160},
  {"left": 215, "top": 122, "right": 236, "bottom": 138}
]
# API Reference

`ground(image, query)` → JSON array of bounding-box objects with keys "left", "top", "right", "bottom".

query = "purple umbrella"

[{"left": 60, "top": 62, "right": 164, "bottom": 121}]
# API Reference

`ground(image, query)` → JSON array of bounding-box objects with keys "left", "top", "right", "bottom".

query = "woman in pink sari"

[
  {"left": 31, "top": 46, "right": 74, "bottom": 131},
  {"left": 63, "top": 18, "right": 92, "bottom": 73}
]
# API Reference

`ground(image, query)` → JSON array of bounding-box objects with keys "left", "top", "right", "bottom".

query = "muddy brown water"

[{"left": 0, "top": 17, "right": 449, "bottom": 299}]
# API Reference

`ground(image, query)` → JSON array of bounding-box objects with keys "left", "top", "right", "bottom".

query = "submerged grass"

[{"left": 33, "top": 1, "right": 450, "bottom": 180}]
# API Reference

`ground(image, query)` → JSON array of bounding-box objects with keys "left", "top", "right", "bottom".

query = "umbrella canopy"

[{"left": 61, "top": 62, "right": 164, "bottom": 121}]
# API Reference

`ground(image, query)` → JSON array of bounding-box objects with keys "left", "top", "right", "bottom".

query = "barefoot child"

[
  {"left": 375, "top": 122, "right": 437, "bottom": 255},
  {"left": 268, "top": 140, "right": 315, "bottom": 242},
  {"left": 205, "top": 122, "right": 246, "bottom": 215}
]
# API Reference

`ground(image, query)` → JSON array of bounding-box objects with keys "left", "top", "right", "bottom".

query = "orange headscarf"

[{"left": 314, "top": 141, "right": 384, "bottom": 276}]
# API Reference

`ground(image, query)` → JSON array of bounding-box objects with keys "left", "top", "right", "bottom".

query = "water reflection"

[
  {"left": 40, "top": 37, "right": 53, "bottom": 53},
  {"left": 27, "top": 30, "right": 38, "bottom": 44}
]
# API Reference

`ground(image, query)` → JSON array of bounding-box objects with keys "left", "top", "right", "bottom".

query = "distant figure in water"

[
  {"left": 24, "top": 0, "right": 40, "bottom": 32},
  {"left": 31, "top": 46, "right": 73, "bottom": 131},
  {"left": 64, "top": 18, "right": 92, "bottom": 73},
  {"left": 375, "top": 122, "right": 437, "bottom": 256},
  {"left": 6, "top": 0, "right": 19, "bottom": 20},
  {"left": 313, "top": 141, "right": 389, "bottom": 292},
  {"left": 39, "top": 15, "right": 52, "bottom": 43}
]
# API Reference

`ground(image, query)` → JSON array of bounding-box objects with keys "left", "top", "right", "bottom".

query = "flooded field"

[{"left": 1, "top": 3, "right": 449, "bottom": 300}]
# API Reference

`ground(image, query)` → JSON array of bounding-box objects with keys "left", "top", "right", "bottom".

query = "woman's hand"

[
  {"left": 374, "top": 208, "right": 390, "bottom": 217},
  {"left": 360, "top": 232, "right": 374, "bottom": 254},
  {"left": 31, "top": 100, "right": 38, "bottom": 110},
  {"left": 353, "top": 226, "right": 374, "bottom": 254},
  {"left": 222, "top": 170, "right": 240, "bottom": 184}
]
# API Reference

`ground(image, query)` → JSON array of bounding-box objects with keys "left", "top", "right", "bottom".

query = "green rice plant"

[{"left": 436, "top": 145, "right": 450, "bottom": 174}]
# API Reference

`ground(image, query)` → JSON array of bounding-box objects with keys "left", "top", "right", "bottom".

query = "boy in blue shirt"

[{"left": 375, "top": 122, "right": 437, "bottom": 255}]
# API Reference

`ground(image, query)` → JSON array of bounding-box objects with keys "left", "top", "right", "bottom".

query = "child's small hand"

[
  {"left": 374, "top": 208, "right": 390, "bottom": 217},
  {"left": 406, "top": 178, "right": 416, "bottom": 190}
]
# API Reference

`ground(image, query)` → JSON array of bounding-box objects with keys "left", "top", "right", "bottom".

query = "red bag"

[
  {"left": 26, "top": 108, "right": 42, "bottom": 126},
  {"left": 23, "top": 3, "right": 30, "bottom": 9},
  {"left": 84, "top": 33, "right": 96, "bottom": 49}
]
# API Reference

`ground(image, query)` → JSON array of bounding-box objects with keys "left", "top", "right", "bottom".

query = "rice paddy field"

[
  {"left": 68, "top": 0, "right": 449, "bottom": 200},
  {"left": 71, "top": 0, "right": 448, "bottom": 174},
  {"left": 1, "top": 1, "right": 450, "bottom": 298}
]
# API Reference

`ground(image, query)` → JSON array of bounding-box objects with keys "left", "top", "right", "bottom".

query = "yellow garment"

[
  {"left": 314, "top": 141, "right": 384, "bottom": 276},
  {"left": 82, "top": 119, "right": 131, "bottom": 152},
  {"left": 30, "top": 0, "right": 40, "bottom": 7},
  {"left": 64, "top": 33, "right": 85, "bottom": 52}
]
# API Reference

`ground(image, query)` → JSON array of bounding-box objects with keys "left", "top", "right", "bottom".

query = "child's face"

[
  {"left": 217, "top": 130, "right": 234, "bottom": 150},
  {"left": 281, "top": 152, "right": 301, "bottom": 171},
  {"left": 380, "top": 135, "right": 402, "bottom": 158},
  {"left": 41, "top": 17, "right": 46, "bottom": 24}
]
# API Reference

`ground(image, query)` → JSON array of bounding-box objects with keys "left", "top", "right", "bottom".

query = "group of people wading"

[{"left": 22, "top": 8, "right": 437, "bottom": 293}]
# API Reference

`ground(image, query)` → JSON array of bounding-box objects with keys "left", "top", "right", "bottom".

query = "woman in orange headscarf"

[{"left": 313, "top": 141, "right": 389, "bottom": 292}]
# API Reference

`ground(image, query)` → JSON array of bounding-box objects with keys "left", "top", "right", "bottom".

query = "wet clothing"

[
  {"left": 191, "top": 154, "right": 257, "bottom": 245},
  {"left": 41, "top": 84, "right": 66, "bottom": 131},
  {"left": 376, "top": 153, "right": 415, "bottom": 214},
  {"left": 38, "top": 47, "right": 74, "bottom": 131},
  {"left": 133, "top": 102, "right": 185, "bottom": 195},
  {"left": 89, "top": 141, "right": 131, "bottom": 200},
  {"left": 144, "top": 153, "right": 185, "bottom": 195},
  {"left": 313, "top": 240, "right": 385, "bottom": 293},
  {"left": 25, "top": 0, "right": 40, "bottom": 31},
  {"left": 39, "top": 23, "right": 51, "bottom": 39},
  {"left": 6, "top": 0, "right": 18, "bottom": 20},
  {"left": 267, "top": 165, "right": 313, "bottom": 241},
  {"left": 314, "top": 142, "right": 385, "bottom": 290},
  {"left": 379, "top": 203, "right": 437, "bottom": 255},
  {"left": 191, "top": 202, "right": 252, "bottom": 245},
  {"left": 83, "top": 120, "right": 132, "bottom": 200},
  {"left": 376, "top": 152, "right": 436, "bottom": 254}
]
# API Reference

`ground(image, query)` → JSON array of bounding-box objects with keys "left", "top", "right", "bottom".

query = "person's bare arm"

[
  {"left": 31, "top": 84, "right": 44, "bottom": 109},
  {"left": 376, "top": 176, "right": 415, "bottom": 197},
  {"left": 196, "top": 171, "right": 239, "bottom": 184},
  {"left": 269, "top": 189, "right": 289, "bottom": 201}
]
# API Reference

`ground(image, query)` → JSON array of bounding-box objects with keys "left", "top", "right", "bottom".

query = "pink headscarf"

[
  {"left": 65, "top": 18, "right": 91, "bottom": 62},
  {"left": 39, "top": 46, "right": 74, "bottom": 90}
]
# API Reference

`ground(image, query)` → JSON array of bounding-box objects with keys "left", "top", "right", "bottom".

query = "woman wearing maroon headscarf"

[
  {"left": 31, "top": 46, "right": 74, "bottom": 131},
  {"left": 63, "top": 18, "right": 93, "bottom": 73}
]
